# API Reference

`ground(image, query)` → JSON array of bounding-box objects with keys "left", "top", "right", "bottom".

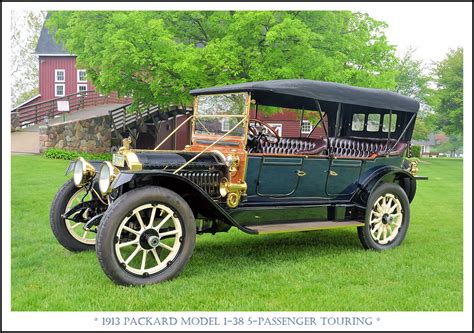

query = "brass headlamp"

[{"left": 73, "top": 157, "right": 96, "bottom": 187}]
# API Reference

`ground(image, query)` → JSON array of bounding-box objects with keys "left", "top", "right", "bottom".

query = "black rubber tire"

[
  {"left": 50, "top": 179, "right": 95, "bottom": 252},
  {"left": 357, "top": 183, "right": 410, "bottom": 250},
  {"left": 96, "top": 186, "right": 196, "bottom": 286}
]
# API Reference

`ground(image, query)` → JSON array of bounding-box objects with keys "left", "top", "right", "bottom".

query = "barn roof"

[{"left": 35, "top": 13, "right": 72, "bottom": 56}]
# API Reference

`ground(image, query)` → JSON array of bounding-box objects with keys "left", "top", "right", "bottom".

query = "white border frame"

[{"left": 2, "top": 2, "right": 472, "bottom": 332}]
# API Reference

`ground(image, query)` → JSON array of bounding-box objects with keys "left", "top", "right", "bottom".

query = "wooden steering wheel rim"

[{"left": 249, "top": 118, "right": 280, "bottom": 140}]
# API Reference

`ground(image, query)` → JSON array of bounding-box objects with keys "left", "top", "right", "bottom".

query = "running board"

[{"left": 246, "top": 220, "right": 364, "bottom": 234}]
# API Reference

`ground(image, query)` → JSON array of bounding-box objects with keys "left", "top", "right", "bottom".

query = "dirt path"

[{"left": 11, "top": 131, "right": 40, "bottom": 154}]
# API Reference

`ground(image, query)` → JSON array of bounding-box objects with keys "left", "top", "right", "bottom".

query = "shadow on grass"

[{"left": 185, "top": 227, "right": 364, "bottom": 276}]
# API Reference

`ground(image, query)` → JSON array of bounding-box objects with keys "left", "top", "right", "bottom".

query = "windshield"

[{"left": 194, "top": 93, "right": 247, "bottom": 137}]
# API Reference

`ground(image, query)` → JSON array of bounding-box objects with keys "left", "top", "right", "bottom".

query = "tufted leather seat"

[
  {"left": 261, "top": 138, "right": 327, "bottom": 155},
  {"left": 328, "top": 137, "right": 407, "bottom": 158},
  {"left": 260, "top": 136, "right": 407, "bottom": 158}
]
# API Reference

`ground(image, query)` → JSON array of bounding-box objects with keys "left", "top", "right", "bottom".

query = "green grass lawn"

[{"left": 10, "top": 155, "right": 463, "bottom": 311}]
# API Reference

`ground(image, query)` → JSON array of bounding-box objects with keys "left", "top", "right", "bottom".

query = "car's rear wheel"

[
  {"left": 96, "top": 186, "right": 196, "bottom": 286},
  {"left": 357, "top": 183, "right": 410, "bottom": 250},
  {"left": 50, "top": 179, "right": 98, "bottom": 252}
]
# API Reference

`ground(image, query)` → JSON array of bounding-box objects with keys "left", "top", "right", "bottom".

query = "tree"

[
  {"left": 394, "top": 47, "right": 433, "bottom": 141},
  {"left": 394, "top": 47, "right": 431, "bottom": 106},
  {"left": 46, "top": 11, "right": 399, "bottom": 109},
  {"left": 10, "top": 11, "right": 46, "bottom": 107},
  {"left": 430, "top": 48, "right": 463, "bottom": 136},
  {"left": 412, "top": 118, "right": 431, "bottom": 141}
]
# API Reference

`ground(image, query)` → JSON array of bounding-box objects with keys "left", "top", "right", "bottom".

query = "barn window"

[
  {"left": 55, "top": 84, "right": 65, "bottom": 97},
  {"left": 301, "top": 120, "right": 313, "bottom": 134},
  {"left": 55, "top": 69, "right": 65, "bottom": 82},
  {"left": 221, "top": 118, "right": 230, "bottom": 131},
  {"left": 77, "top": 84, "right": 88, "bottom": 94},
  {"left": 77, "top": 69, "right": 87, "bottom": 82},
  {"left": 268, "top": 123, "right": 283, "bottom": 136}
]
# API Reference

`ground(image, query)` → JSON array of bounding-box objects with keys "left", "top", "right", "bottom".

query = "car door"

[
  {"left": 325, "top": 158, "right": 362, "bottom": 196},
  {"left": 255, "top": 156, "right": 303, "bottom": 196},
  {"left": 293, "top": 157, "right": 331, "bottom": 198}
]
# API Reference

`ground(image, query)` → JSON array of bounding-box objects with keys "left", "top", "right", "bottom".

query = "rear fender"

[
  {"left": 352, "top": 165, "right": 416, "bottom": 207},
  {"left": 110, "top": 171, "right": 257, "bottom": 234}
]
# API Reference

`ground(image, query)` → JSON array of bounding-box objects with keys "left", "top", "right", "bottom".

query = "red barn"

[
  {"left": 16, "top": 16, "right": 94, "bottom": 108},
  {"left": 14, "top": 15, "right": 325, "bottom": 148}
]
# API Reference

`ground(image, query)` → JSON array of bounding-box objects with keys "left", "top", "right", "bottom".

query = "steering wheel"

[{"left": 248, "top": 118, "right": 280, "bottom": 152}]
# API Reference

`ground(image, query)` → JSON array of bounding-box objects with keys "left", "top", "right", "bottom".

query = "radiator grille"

[{"left": 178, "top": 171, "right": 221, "bottom": 197}]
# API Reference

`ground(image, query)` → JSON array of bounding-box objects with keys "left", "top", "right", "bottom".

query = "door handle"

[
  {"left": 329, "top": 170, "right": 338, "bottom": 176},
  {"left": 296, "top": 170, "right": 306, "bottom": 177}
]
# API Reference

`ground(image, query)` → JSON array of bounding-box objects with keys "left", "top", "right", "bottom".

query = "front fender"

[
  {"left": 110, "top": 171, "right": 257, "bottom": 234},
  {"left": 352, "top": 165, "right": 416, "bottom": 207}
]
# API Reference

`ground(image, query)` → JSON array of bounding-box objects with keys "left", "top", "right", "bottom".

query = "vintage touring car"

[{"left": 51, "top": 79, "right": 423, "bottom": 285}]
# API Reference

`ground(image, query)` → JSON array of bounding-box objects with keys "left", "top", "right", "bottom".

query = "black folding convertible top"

[{"left": 190, "top": 79, "right": 419, "bottom": 113}]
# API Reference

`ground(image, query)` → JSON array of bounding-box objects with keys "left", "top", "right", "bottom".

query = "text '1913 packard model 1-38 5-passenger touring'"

[{"left": 50, "top": 79, "right": 425, "bottom": 285}]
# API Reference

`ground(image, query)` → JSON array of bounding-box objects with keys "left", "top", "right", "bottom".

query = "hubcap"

[
  {"left": 369, "top": 193, "right": 403, "bottom": 245},
  {"left": 139, "top": 229, "right": 160, "bottom": 250},
  {"left": 115, "top": 203, "right": 182, "bottom": 276},
  {"left": 147, "top": 235, "right": 160, "bottom": 248},
  {"left": 65, "top": 188, "right": 96, "bottom": 244}
]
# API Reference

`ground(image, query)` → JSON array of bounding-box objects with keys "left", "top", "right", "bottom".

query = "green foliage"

[
  {"left": 394, "top": 47, "right": 431, "bottom": 106},
  {"left": 393, "top": 48, "right": 434, "bottom": 141},
  {"left": 430, "top": 48, "right": 463, "bottom": 136},
  {"left": 46, "top": 11, "right": 399, "bottom": 109},
  {"left": 412, "top": 117, "right": 431, "bottom": 141},
  {"left": 43, "top": 148, "right": 111, "bottom": 161},
  {"left": 410, "top": 145, "right": 422, "bottom": 158}
]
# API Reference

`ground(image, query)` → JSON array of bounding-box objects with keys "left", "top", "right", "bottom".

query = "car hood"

[{"left": 134, "top": 151, "right": 225, "bottom": 170}]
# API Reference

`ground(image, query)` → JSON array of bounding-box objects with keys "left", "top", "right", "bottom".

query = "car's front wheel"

[
  {"left": 96, "top": 186, "right": 196, "bottom": 286},
  {"left": 357, "top": 183, "right": 410, "bottom": 250},
  {"left": 50, "top": 179, "right": 99, "bottom": 252}
]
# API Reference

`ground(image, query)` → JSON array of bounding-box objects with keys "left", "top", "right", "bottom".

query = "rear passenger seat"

[
  {"left": 261, "top": 137, "right": 327, "bottom": 155},
  {"left": 260, "top": 137, "right": 407, "bottom": 157},
  {"left": 328, "top": 137, "right": 407, "bottom": 158}
]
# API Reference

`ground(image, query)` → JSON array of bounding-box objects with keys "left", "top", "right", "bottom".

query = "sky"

[{"left": 358, "top": 3, "right": 471, "bottom": 66}]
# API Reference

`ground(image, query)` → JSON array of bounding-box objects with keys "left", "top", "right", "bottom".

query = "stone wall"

[
  {"left": 39, "top": 115, "right": 112, "bottom": 153},
  {"left": 11, "top": 112, "right": 20, "bottom": 132}
]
